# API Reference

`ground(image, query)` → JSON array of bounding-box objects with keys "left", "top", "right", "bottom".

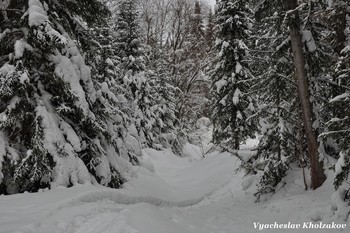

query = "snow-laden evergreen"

[
  {"left": 112, "top": 0, "right": 182, "bottom": 154},
  {"left": 327, "top": 2, "right": 350, "bottom": 189},
  {"left": 0, "top": 0, "right": 128, "bottom": 194},
  {"left": 244, "top": 0, "right": 301, "bottom": 197},
  {"left": 210, "top": 0, "right": 256, "bottom": 150}
]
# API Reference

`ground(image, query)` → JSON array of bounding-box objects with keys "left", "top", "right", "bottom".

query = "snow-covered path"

[
  {"left": 0, "top": 148, "right": 348, "bottom": 233},
  {"left": 0, "top": 149, "right": 243, "bottom": 233}
]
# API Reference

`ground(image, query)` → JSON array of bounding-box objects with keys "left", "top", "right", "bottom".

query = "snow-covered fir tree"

[
  {"left": 300, "top": 1, "right": 338, "bottom": 163},
  {"left": 241, "top": 0, "right": 332, "bottom": 197},
  {"left": 327, "top": 2, "right": 350, "bottom": 189},
  {"left": 113, "top": 0, "right": 182, "bottom": 154},
  {"left": 206, "top": 8, "right": 215, "bottom": 50},
  {"left": 244, "top": 0, "right": 300, "bottom": 197},
  {"left": 0, "top": 0, "right": 131, "bottom": 194},
  {"left": 210, "top": 0, "right": 256, "bottom": 150},
  {"left": 88, "top": 23, "right": 142, "bottom": 166},
  {"left": 114, "top": 0, "right": 145, "bottom": 74}
]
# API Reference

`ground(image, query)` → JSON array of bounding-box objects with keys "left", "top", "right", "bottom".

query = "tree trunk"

[
  {"left": 287, "top": 0, "right": 326, "bottom": 189},
  {"left": 232, "top": 114, "right": 240, "bottom": 150},
  {"left": 234, "top": 135, "right": 240, "bottom": 150},
  {"left": 296, "top": 97, "right": 308, "bottom": 191}
]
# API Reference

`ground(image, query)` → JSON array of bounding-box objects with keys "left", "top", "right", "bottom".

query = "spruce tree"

[
  {"left": 206, "top": 8, "right": 215, "bottom": 50},
  {"left": 0, "top": 0, "right": 128, "bottom": 194},
  {"left": 327, "top": 2, "right": 350, "bottom": 189},
  {"left": 246, "top": 0, "right": 336, "bottom": 196},
  {"left": 113, "top": 0, "right": 181, "bottom": 154},
  {"left": 210, "top": 0, "right": 256, "bottom": 150},
  {"left": 114, "top": 0, "right": 145, "bottom": 74},
  {"left": 245, "top": 0, "right": 300, "bottom": 197}
]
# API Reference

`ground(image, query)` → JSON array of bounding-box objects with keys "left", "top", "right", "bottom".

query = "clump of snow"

[
  {"left": 334, "top": 152, "right": 346, "bottom": 176},
  {"left": 302, "top": 30, "right": 317, "bottom": 52},
  {"left": 196, "top": 117, "right": 211, "bottom": 129},
  {"left": 0, "top": 63, "right": 15, "bottom": 75},
  {"left": 125, "top": 134, "right": 142, "bottom": 157},
  {"left": 219, "top": 94, "right": 227, "bottom": 106},
  {"left": 95, "top": 155, "right": 112, "bottom": 186},
  {"left": 27, "top": 0, "right": 67, "bottom": 47},
  {"left": 116, "top": 138, "right": 129, "bottom": 162},
  {"left": 59, "top": 120, "right": 81, "bottom": 152},
  {"left": 101, "top": 82, "right": 109, "bottom": 94},
  {"left": 232, "top": 88, "right": 241, "bottom": 105},
  {"left": 0, "top": 0, "right": 10, "bottom": 11},
  {"left": 117, "top": 94, "right": 128, "bottom": 103},
  {"left": 222, "top": 41, "right": 230, "bottom": 48},
  {"left": 49, "top": 51, "right": 90, "bottom": 115},
  {"left": 0, "top": 28, "right": 11, "bottom": 42},
  {"left": 235, "top": 62, "right": 242, "bottom": 74},
  {"left": 66, "top": 40, "right": 96, "bottom": 103},
  {"left": 236, "top": 110, "right": 243, "bottom": 120},
  {"left": 330, "top": 93, "right": 349, "bottom": 103},
  {"left": 28, "top": 0, "right": 49, "bottom": 26},
  {"left": 215, "top": 78, "right": 227, "bottom": 93},
  {"left": 19, "top": 72, "right": 29, "bottom": 84},
  {"left": 327, "top": 0, "right": 334, "bottom": 8},
  {"left": 14, "top": 39, "right": 33, "bottom": 59}
]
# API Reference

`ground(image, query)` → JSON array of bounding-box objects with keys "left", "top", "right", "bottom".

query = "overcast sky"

[{"left": 206, "top": 0, "right": 216, "bottom": 7}]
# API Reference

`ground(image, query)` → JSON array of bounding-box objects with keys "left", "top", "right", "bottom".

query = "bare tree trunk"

[{"left": 287, "top": 0, "right": 326, "bottom": 189}]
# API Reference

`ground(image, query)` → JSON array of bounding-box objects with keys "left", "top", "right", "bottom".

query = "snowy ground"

[{"left": 0, "top": 142, "right": 349, "bottom": 233}]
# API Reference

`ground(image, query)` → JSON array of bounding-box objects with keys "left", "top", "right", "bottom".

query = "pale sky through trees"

[{"left": 206, "top": 0, "right": 216, "bottom": 7}]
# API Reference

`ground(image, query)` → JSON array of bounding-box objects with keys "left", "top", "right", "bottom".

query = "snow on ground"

[
  {"left": 0, "top": 149, "right": 238, "bottom": 233},
  {"left": 0, "top": 143, "right": 349, "bottom": 233}
]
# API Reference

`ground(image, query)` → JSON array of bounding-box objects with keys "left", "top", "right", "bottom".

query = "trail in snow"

[
  {"left": 0, "top": 148, "right": 241, "bottom": 233},
  {"left": 0, "top": 145, "right": 348, "bottom": 233}
]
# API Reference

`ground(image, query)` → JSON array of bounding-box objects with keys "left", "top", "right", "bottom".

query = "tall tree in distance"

[
  {"left": 206, "top": 8, "right": 215, "bottom": 50},
  {"left": 175, "top": 0, "right": 210, "bottom": 124},
  {"left": 113, "top": 0, "right": 182, "bottom": 153},
  {"left": 115, "top": 0, "right": 145, "bottom": 74},
  {"left": 210, "top": 0, "right": 256, "bottom": 150}
]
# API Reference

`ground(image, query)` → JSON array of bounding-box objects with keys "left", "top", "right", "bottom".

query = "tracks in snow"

[{"left": 15, "top": 150, "right": 240, "bottom": 233}]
